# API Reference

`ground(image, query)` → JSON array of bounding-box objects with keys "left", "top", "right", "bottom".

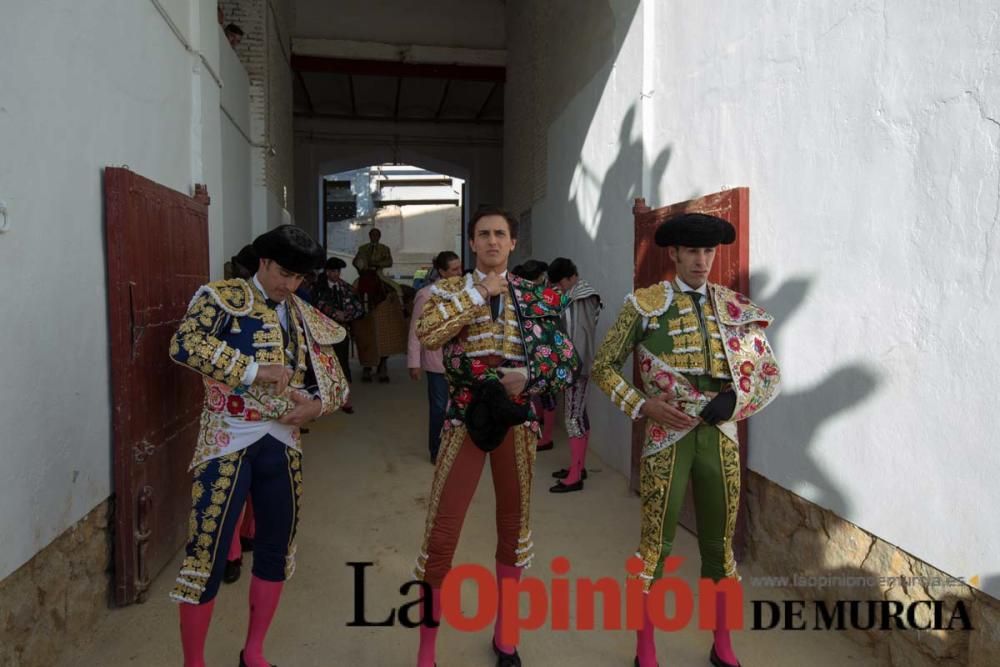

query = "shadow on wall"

[
  {"left": 742, "top": 275, "right": 996, "bottom": 664},
  {"left": 750, "top": 270, "right": 882, "bottom": 519}
]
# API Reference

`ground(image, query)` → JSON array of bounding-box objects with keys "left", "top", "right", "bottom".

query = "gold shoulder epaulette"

[
  {"left": 429, "top": 274, "right": 473, "bottom": 300},
  {"left": 188, "top": 279, "right": 254, "bottom": 317},
  {"left": 626, "top": 281, "right": 673, "bottom": 318}
]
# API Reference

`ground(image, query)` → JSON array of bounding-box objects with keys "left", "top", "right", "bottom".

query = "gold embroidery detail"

[
  {"left": 718, "top": 434, "right": 741, "bottom": 579},
  {"left": 702, "top": 299, "right": 731, "bottom": 379},
  {"left": 635, "top": 444, "right": 676, "bottom": 591},
  {"left": 513, "top": 426, "right": 535, "bottom": 567},
  {"left": 632, "top": 283, "right": 670, "bottom": 316},
  {"left": 592, "top": 302, "right": 646, "bottom": 418},
  {"left": 414, "top": 427, "right": 467, "bottom": 579},
  {"left": 170, "top": 451, "right": 243, "bottom": 604}
]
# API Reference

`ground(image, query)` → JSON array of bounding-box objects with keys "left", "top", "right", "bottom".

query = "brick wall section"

[
  {"left": 220, "top": 0, "right": 295, "bottom": 211},
  {"left": 745, "top": 472, "right": 1000, "bottom": 667},
  {"left": 0, "top": 501, "right": 111, "bottom": 667}
]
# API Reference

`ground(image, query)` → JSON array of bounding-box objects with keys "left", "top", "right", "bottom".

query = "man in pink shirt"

[{"left": 408, "top": 251, "right": 463, "bottom": 463}]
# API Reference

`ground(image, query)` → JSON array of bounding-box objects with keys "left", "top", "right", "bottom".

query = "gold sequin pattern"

[
  {"left": 592, "top": 302, "right": 647, "bottom": 418},
  {"left": 170, "top": 451, "right": 244, "bottom": 604},
  {"left": 414, "top": 426, "right": 467, "bottom": 579},
  {"left": 718, "top": 434, "right": 741, "bottom": 579},
  {"left": 635, "top": 443, "right": 677, "bottom": 591}
]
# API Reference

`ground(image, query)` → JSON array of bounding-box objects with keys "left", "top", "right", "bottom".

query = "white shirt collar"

[
  {"left": 253, "top": 275, "right": 285, "bottom": 306},
  {"left": 675, "top": 276, "right": 708, "bottom": 299},
  {"left": 474, "top": 268, "right": 508, "bottom": 280}
]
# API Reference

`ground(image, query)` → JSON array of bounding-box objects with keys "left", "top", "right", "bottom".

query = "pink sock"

[
  {"left": 636, "top": 594, "right": 657, "bottom": 667},
  {"left": 179, "top": 599, "right": 215, "bottom": 667},
  {"left": 243, "top": 576, "right": 283, "bottom": 667},
  {"left": 494, "top": 561, "right": 522, "bottom": 654},
  {"left": 563, "top": 434, "right": 589, "bottom": 484},
  {"left": 241, "top": 499, "right": 256, "bottom": 541},
  {"left": 416, "top": 587, "right": 441, "bottom": 667},
  {"left": 228, "top": 507, "right": 246, "bottom": 562},
  {"left": 713, "top": 590, "right": 739, "bottom": 665},
  {"left": 541, "top": 408, "right": 556, "bottom": 444}
]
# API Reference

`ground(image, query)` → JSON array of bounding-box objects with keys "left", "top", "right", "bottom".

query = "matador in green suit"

[{"left": 592, "top": 213, "right": 781, "bottom": 667}]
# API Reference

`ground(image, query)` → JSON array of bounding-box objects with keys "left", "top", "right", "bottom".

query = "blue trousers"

[
  {"left": 427, "top": 371, "right": 449, "bottom": 460},
  {"left": 170, "top": 434, "right": 302, "bottom": 605}
]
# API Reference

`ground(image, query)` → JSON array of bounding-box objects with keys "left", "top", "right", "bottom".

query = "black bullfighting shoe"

[{"left": 551, "top": 468, "right": 588, "bottom": 480}]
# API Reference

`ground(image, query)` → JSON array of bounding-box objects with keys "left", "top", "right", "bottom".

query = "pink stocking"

[
  {"left": 179, "top": 600, "right": 215, "bottom": 667},
  {"left": 494, "top": 561, "right": 522, "bottom": 654},
  {"left": 416, "top": 587, "right": 441, "bottom": 667},
  {"left": 242, "top": 576, "right": 283, "bottom": 667},
  {"left": 563, "top": 434, "right": 589, "bottom": 484}
]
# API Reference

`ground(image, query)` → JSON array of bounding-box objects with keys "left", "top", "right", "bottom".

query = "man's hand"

[
  {"left": 640, "top": 395, "right": 698, "bottom": 431},
  {"left": 499, "top": 371, "right": 527, "bottom": 397},
  {"left": 277, "top": 391, "right": 323, "bottom": 426},
  {"left": 254, "top": 364, "right": 293, "bottom": 395},
  {"left": 409, "top": 368, "right": 422, "bottom": 381},
  {"left": 478, "top": 271, "right": 508, "bottom": 297}
]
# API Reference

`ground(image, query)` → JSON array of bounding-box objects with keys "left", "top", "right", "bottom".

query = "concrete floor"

[{"left": 62, "top": 359, "right": 880, "bottom": 666}]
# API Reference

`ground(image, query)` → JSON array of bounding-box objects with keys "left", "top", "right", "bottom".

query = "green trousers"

[{"left": 636, "top": 423, "right": 740, "bottom": 588}]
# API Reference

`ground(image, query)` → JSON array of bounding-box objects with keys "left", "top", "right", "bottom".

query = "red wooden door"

[
  {"left": 105, "top": 168, "right": 210, "bottom": 605},
  {"left": 631, "top": 188, "right": 751, "bottom": 559}
]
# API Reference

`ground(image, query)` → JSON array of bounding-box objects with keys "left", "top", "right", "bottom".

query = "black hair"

[
  {"left": 468, "top": 207, "right": 519, "bottom": 240},
  {"left": 547, "top": 257, "right": 578, "bottom": 283},
  {"left": 224, "top": 23, "right": 244, "bottom": 36},
  {"left": 433, "top": 250, "right": 460, "bottom": 271},
  {"left": 512, "top": 259, "right": 548, "bottom": 281}
]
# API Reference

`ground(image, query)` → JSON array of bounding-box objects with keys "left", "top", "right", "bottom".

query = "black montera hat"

[
  {"left": 253, "top": 225, "right": 325, "bottom": 273},
  {"left": 325, "top": 256, "right": 346, "bottom": 270},
  {"left": 654, "top": 213, "right": 736, "bottom": 248},
  {"left": 232, "top": 244, "right": 259, "bottom": 273}
]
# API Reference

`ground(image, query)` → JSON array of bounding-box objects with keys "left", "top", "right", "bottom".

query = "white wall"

[
  {"left": 505, "top": 0, "right": 643, "bottom": 479},
  {"left": 220, "top": 28, "right": 255, "bottom": 258},
  {"left": 0, "top": 0, "right": 252, "bottom": 580},
  {"left": 510, "top": 0, "right": 1000, "bottom": 597}
]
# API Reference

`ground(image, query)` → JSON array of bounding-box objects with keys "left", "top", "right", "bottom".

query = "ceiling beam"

[
  {"left": 294, "top": 111, "right": 502, "bottom": 126},
  {"left": 291, "top": 55, "right": 506, "bottom": 82},
  {"left": 434, "top": 79, "right": 452, "bottom": 121},
  {"left": 475, "top": 81, "right": 500, "bottom": 120},
  {"left": 295, "top": 70, "right": 316, "bottom": 116},
  {"left": 348, "top": 74, "right": 357, "bottom": 117},
  {"left": 393, "top": 76, "right": 402, "bottom": 121}
]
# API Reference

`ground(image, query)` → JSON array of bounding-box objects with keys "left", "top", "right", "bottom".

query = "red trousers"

[{"left": 415, "top": 426, "right": 536, "bottom": 587}]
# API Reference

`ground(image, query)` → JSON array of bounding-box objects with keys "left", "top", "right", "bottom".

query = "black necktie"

[
  {"left": 490, "top": 294, "right": 502, "bottom": 321},
  {"left": 265, "top": 298, "right": 290, "bottom": 352},
  {"left": 685, "top": 291, "right": 703, "bottom": 321}
]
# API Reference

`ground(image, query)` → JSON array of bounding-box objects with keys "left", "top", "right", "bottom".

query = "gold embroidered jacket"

[
  {"left": 593, "top": 280, "right": 781, "bottom": 456},
  {"left": 169, "top": 279, "right": 349, "bottom": 465}
]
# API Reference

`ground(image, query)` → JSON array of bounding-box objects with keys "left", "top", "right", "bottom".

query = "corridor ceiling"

[{"left": 292, "top": 56, "right": 505, "bottom": 124}]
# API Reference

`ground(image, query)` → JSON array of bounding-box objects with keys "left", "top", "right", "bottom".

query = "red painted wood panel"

[
  {"left": 105, "top": 168, "right": 209, "bottom": 605},
  {"left": 631, "top": 188, "right": 751, "bottom": 560}
]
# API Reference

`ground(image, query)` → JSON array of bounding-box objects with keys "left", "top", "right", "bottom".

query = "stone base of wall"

[
  {"left": 743, "top": 472, "right": 1000, "bottom": 667},
  {"left": 0, "top": 500, "right": 111, "bottom": 667}
]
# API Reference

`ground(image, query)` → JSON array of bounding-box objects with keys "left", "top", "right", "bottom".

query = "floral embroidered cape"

[{"left": 593, "top": 280, "right": 780, "bottom": 457}]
